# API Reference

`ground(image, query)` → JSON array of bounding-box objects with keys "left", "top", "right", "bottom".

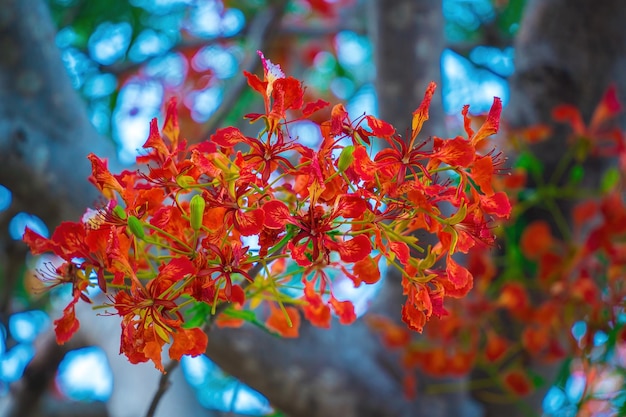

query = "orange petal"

[
  {"left": 169, "top": 327, "right": 208, "bottom": 361},
  {"left": 590, "top": 84, "right": 621, "bottom": 129},
  {"left": 162, "top": 97, "right": 179, "bottom": 148},
  {"left": 411, "top": 82, "right": 436, "bottom": 142},
  {"left": 54, "top": 301, "right": 80, "bottom": 344},
  {"left": 485, "top": 330, "right": 509, "bottom": 362},
  {"left": 266, "top": 305, "right": 301, "bottom": 338},
  {"left": 520, "top": 220, "right": 554, "bottom": 259},
  {"left": 471, "top": 97, "right": 502, "bottom": 145},
  {"left": 329, "top": 297, "right": 356, "bottom": 325},
  {"left": 503, "top": 369, "right": 533, "bottom": 396}
]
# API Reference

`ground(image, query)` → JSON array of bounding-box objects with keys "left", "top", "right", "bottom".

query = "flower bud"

[
  {"left": 113, "top": 204, "right": 127, "bottom": 220},
  {"left": 176, "top": 175, "right": 195, "bottom": 189},
  {"left": 337, "top": 145, "right": 355, "bottom": 172},
  {"left": 190, "top": 194, "right": 206, "bottom": 231},
  {"left": 127, "top": 215, "right": 145, "bottom": 239}
]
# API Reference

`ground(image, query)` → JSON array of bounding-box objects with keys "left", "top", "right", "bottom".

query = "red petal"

[
  {"left": 330, "top": 104, "right": 349, "bottom": 135},
  {"left": 591, "top": 84, "right": 622, "bottom": 128},
  {"left": 471, "top": 97, "right": 502, "bottom": 145},
  {"left": 49, "top": 222, "right": 88, "bottom": 259},
  {"left": 23, "top": 227, "right": 57, "bottom": 255},
  {"left": 471, "top": 155, "right": 494, "bottom": 196},
  {"left": 389, "top": 241, "right": 410, "bottom": 265},
  {"left": 272, "top": 77, "right": 303, "bottom": 112},
  {"left": 552, "top": 105, "right": 585, "bottom": 135},
  {"left": 211, "top": 127, "right": 248, "bottom": 148},
  {"left": 485, "top": 330, "right": 509, "bottom": 362},
  {"left": 446, "top": 256, "right": 472, "bottom": 290},
  {"left": 54, "top": 301, "right": 80, "bottom": 344},
  {"left": 142, "top": 118, "right": 169, "bottom": 156},
  {"left": 243, "top": 70, "right": 267, "bottom": 95},
  {"left": 88, "top": 153, "right": 124, "bottom": 199},
  {"left": 462, "top": 105, "right": 474, "bottom": 138},
  {"left": 352, "top": 255, "right": 381, "bottom": 285},
  {"left": 155, "top": 257, "right": 196, "bottom": 292},
  {"left": 366, "top": 115, "right": 395, "bottom": 137},
  {"left": 302, "top": 99, "right": 330, "bottom": 117},
  {"left": 289, "top": 241, "right": 312, "bottom": 266},
  {"left": 144, "top": 338, "right": 166, "bottom": 373},
  {"left": 479, "top": 191, "right": 511, "bottom": 218},
  {"left": 337, "top": 235, "right": 371, "bottom": 263},
  {"left": 520, "top": 220, "right": 553, "bottom": 260},
  {"left": 302, "top": 280, "right": 331, "bottom": 327},
  {"left": 351, "top": 145, "right": 376, "bottom": 181},
  {"left": 401, "top": 302, "right": 426, "bottom": 333},
  {"left": 262, "top": 200, "right": 291, "bottom": 229},
  {"left": 329, "top": 297, "right": 356, "bottom": 324},
  {"left": 411, "top": 82, "right": 436, "bottom": 141},
  {"left": 433, "top": 136, "right": 475, "bottom": 168},
  {"left": 503, "top": 370, "right": 533, "bottom": 396},
  {"left": 336, "top": 195, "right": 368, "bottom": 218},
  {"left": 235, "top": 208, "right": 265, "bottom": 236},
  {"left": 266, "top": 305, "right": 301, "bottom": 338},
  {"left": 162, "top": 97, "right": 179, "bottom": 147}
]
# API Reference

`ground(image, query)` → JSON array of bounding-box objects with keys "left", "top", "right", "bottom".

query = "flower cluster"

[
  {"left": 368, "top": 86, "right": 626, "bottom": 408},
  {"left": 23, "top": 51, "right": 508, "bottom": 371}
]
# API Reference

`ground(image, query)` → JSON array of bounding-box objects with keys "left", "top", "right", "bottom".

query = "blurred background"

[{"left": 0, "top": 0, "right": 625, "bottom": 416}]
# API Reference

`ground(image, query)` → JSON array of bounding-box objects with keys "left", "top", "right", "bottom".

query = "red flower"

[
  {"left": 503, "top": 369, "right": 533, "bottom": 396},
  {"left": 210, "top": 126, "right": 305, "bottom": 183},
  {"left": 263, "top": 195, "right": 371, "bottom": 266},
  {"left": 243, "top": 51, "right": 304, "bottom": 134},
  {"left": 197, "top": 240, "right": 252, "bottom": 302},
  {"left": 112, "top": 257, "right": 206, "bottom": 371}
]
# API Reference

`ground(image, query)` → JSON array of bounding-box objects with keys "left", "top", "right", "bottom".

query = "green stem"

[{"left": 143, "top": 223, "right": 194, "bottom": 252}]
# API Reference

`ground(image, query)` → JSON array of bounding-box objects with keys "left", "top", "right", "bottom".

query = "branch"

[
  {"left": 199, "top": 0, "right": 290, "bottom": 140},
  {"left": 143, "top": 359, "right": 183, "bottom": 417}
]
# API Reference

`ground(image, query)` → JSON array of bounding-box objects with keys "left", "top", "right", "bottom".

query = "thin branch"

[
  {"left": 143, "top": 359, "right": 183, "bottom": 417},
  {"left": 199, "top": 0, "right": 290, "bottom": 140}
]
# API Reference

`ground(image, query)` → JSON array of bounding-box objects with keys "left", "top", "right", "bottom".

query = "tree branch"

[{"left": 199, "top": 0, "right": 290, "bottom": 140}]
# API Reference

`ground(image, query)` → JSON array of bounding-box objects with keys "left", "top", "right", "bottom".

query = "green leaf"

[
  {"left": 496, "top": 0, "right": 527, "bottom": 36},
  {"left": 601, "top": 167, "right": 620, "bottom": 193},
  {"left": 184, "top": 302, "right": 212, "bottom": 328},
  {"left": 569, "top": 165, "right": 584, "bottom": 184},
  {"left": 515, "top": 152, "right": 543, "bottom": 177}
]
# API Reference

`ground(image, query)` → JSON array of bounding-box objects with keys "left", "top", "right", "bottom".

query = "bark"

[
  {"left": 0, "top": 0, "right": 116, "bottom": 228},
  {"left": 0, "top": 1, "right": 116, "bottom": 414}
]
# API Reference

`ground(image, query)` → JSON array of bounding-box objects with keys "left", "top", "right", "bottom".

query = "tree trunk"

[{"left": 0, "top": 0, "right": 116, "bottom": 227}]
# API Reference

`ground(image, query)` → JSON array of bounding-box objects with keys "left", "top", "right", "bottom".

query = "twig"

[
  {"left": 143, "top": 359, "right": 183, "bottom": 417},
  {"left": 200, "top": 0, "right": 290, "bottom": 140}
]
